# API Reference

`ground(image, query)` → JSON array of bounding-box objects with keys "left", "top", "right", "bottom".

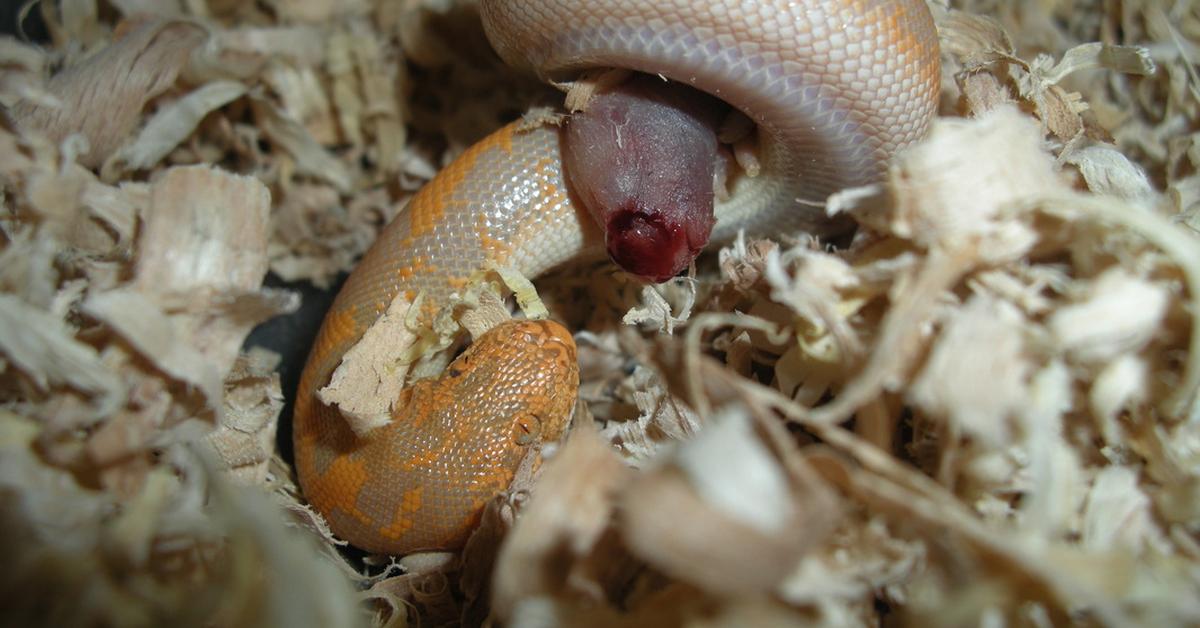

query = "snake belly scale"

[{"left": 294, "top": 0, "right": 940, "bottom": 555}]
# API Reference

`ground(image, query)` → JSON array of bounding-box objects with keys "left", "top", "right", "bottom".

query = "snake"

[{"left": 293, "top": 0, "right": 941, "bottom": 555}]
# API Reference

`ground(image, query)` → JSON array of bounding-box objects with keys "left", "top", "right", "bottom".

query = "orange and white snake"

[{"left": 294, "top": 0, "right": 940, "bottom": 555}]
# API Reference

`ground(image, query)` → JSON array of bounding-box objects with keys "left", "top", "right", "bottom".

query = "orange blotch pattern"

[{"left": 378, "top": 487, "right": 423, "bottom": 541}]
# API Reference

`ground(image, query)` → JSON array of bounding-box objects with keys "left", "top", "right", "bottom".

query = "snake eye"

[{"left": 513, "top": 413, "right": 542, "bottom": 445}]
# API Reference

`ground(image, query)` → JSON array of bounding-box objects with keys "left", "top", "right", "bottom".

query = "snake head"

[
  {"left": 472, "top": 319, "right": 579, "bottom": 447},
  {"left": 302, "top": 318, "right": 579, "bottom": 555}
]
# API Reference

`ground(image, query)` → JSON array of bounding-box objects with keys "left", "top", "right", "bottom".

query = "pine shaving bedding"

[{"left": 0, "top": 1, "right": 1198, "bottom": 627}]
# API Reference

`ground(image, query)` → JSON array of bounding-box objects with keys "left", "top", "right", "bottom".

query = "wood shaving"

[
  {"left": 318, "top": 294, "right": 419, "bottom": 434},
  {"left": 208, "top": 347, "right": 285, "bottom": 484},
  {"left": 10, "top": 18, "right": 208, "bottom": 168},
  {"left": 2, "top": 1, "right": 1199, "bottom": 627},
  {"left": 621, "top": 279, "right": 696, "bottom": 334}
]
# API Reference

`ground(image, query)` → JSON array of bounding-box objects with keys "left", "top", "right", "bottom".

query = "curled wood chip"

[
  {"left": 207, "top": 348, "right": 285, "bottom": 484},
  {"left": 937, "top": 9, "right": 1016, "bottom": 68},
  {"left": 1048, "top": 268, "right": 1168, "bottom": 364},
  {"left": 763, "top": 245, "right": 864, "bottom": 362},
  {"left": 0, "top": 36, "right": 49, "bottom": 106},
  {"left": 457, "top": 285, "right": 514, "bottom": 340},
  {"left": 0, "top": 293, "right": 122, "bottom": 417},
  {"left": 778, "top": 517, "right": 925, "bottom": 611},
  {"left": 1089, "top": 355, "right": 1148, "bottom": 443},
  {"left": 909, "top": 295, "right": 1031, "bottom": 447},
  {"left": 250, "top": 93, "right": 354, "bottom": 193},
  {"left": 489, "top": 261, "right": 550, "bottom": 321},
  {"left": 1081, "top": 466, "right": 1168, "bottom": 554},
  {"left": 0, "top": 411, "right": 360, "bottom": 628},
  {"left": 492, "top": 422, "right": 630, "bottom": 622},
  {"left": 716, "top": 232, "right": 778, "bottom": 290},
  {"left": 880, "top": 106, "right": 1054, "bottom": 262},
  {"left": 1015, "top": 361, "right": 1085, "bottom": 538},
  {"left": 268, "top": 184, "right": 382, "bottom": 288},
  {"left": 82, "top": 288, "right": 222, "bottom": 415},
  {"left": 1062, "top": 144, "right": 1156, "bottom": 202},
  {"left": 102, "top": 80, "right": 248, "bottom": 179},
  {"left": 319, "top": 294, "right": 418, "bottom": 435},
  {"left": 622, "top": 280, "right": 695, "bottom": 334},
  {"left": 674, "top": 409, "right": 795, "bottom": 534},
  {"left": 602, "top": 365, "right": 702, "bottom": 460},
  {"left": 562, "top": 68, "right": 632, "bottom": 112},
  {"left": 1027, "top": 42, "right": 1156, "bottom": 88},
  {"left": 10, "top": 19, "right": 208, "bottom": 168},
  {"left": 189, "top": 25, "right": 328, "bottom": 81},
  {"left": 137, "top": 165, "right": 272, "bottom": 295},
  {"left": 131, "top": 165, "right": 291, "bottom": 380},
  {"left": 619, "top": 409, "right": 836, "bottom": 595}
]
